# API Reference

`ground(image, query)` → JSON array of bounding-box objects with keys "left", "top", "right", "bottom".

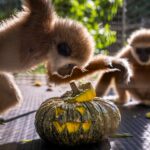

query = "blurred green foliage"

[{"left": 31, "top": 64, "right": 47, "bottom": 74}]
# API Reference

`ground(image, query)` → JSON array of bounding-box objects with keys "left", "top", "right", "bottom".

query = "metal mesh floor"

[{"left": 0, "top": 76, "right": 150, "bottom": 150}]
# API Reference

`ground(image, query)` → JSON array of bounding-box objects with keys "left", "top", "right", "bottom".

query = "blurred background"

[
  {"left": 0, "top": 0, "right": 149, "bottom": 74},
  {"left": 1, "top": 2, "right": 150, "bottom": 149}
]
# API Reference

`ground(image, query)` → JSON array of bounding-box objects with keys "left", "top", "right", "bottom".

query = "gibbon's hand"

[{"left": 48, "top": 56, "right": 119, "bottom": 84}]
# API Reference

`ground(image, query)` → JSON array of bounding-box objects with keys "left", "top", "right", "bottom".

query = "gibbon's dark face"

[
  {"left": 136, "top": 47, "right": 150, "bottom": 63},
  {"left": 48, "top": 18, "right": 95, "bottom": 76}
]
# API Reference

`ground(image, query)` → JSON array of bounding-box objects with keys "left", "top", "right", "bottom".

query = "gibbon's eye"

[
  {"left": 136, "top": 48, "right": 149, "bottom": 62},
  {"left": 57, "top": 42, "right": 72, "bottom": 57},
  {"left": 136, "top": 48, "right": 142, "bottom": 55}
]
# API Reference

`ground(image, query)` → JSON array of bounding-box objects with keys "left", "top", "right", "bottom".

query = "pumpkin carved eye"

[
  {"left": 75, "top": 106, "right": 86, "bottom": 115},
  {"left": 82, "top": 121, "right": 92, "bottom": 132},
  {"left": 55, "top": 107, "right": 64, "bottom": 118},
  {"left": 35, "top": 82, "right": 121, "bottom": 145}
]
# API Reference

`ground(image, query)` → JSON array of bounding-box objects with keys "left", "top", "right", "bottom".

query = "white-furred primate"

[
  {"left": 96, "top": 29, "right": 150, "bottom": 105},
  {"left": 0, "top": 0, "right": 97, "bottom": 114}
]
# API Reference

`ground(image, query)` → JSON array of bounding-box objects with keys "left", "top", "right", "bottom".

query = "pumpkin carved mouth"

[
  {"left": 53, "top": 121, "right": 91, "bottom": 134},
  {"left": 53, "top": 105, "right": 92, "bottom": 134}
]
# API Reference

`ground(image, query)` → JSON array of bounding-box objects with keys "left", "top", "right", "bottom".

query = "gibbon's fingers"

[
  {"left": 49, "top": 67, "right": 87, "bottom": 84},
  {"left": 48, "top": 56, "right": 117, "bottom": 84},
  {"left": 0, "top": 73, "right": 23, "bottom": 114}
]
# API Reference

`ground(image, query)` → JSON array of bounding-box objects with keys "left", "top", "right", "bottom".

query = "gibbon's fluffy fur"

[
  {"left": 96, "top": 29, "right": 150, "bottom": 105},
  {"left": 0, "top": 0, "right": 95, "bottom": 114}
]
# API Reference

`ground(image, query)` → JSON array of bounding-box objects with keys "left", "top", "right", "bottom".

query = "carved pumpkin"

[{"left": 35, "top": 82, "right": 121, "bottom": 145}]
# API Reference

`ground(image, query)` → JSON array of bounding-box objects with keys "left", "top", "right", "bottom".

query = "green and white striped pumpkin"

[{"left": 35, "top": 82, "right": 121, "bottom": 145}]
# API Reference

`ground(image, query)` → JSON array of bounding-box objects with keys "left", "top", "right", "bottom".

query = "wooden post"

[{"left": 122, "top": 0, "right": 127, "bottom": 46}]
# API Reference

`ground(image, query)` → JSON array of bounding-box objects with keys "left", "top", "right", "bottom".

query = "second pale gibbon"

[
  {"left": 0, "top": 0, "right": 97, "bottom": 114},
  {"left": 96, "top": 29, "right": 150, "bottom": 105}
]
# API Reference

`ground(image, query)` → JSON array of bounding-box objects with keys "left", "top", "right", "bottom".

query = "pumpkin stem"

[{"left": 70, "top": 82, "right": 80, "bottom": 95}]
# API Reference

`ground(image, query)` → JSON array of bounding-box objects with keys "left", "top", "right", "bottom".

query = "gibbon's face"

[
  {"left": 133, "top": 47, "right": 150, "bottom": 65},
  {"left": 128, "top": 29, "right": 150, "bottom": 66},
  {"left": 48, "top": 19, "right": 95, "bottom": 76}
]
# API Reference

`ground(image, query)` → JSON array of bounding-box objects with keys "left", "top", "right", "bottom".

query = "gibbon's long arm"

[
  {"left": 96, "top": 57, "right": 132, "bottom": 104},
  {"left": 23, "top": 0, "right": 55, "bottom": 24},
  {"left": 96, "top": 69, "right": 129, "bottom": 104},
  {"left": 96, "top": 70, "right": 118, "bottom": 97},
  {"left": 0, "top": 73, "right": 22, "bottom": 114},
  {"left": 48, "top": 55, "right": 115, "bottom": 84},
  {"left": 24, "top": 0, "right": 53, "bottom": 14}
]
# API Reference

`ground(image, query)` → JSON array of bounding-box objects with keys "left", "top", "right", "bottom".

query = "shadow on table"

[{"left": 0, "top": 139, "right": 111, "bottom": 150}]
